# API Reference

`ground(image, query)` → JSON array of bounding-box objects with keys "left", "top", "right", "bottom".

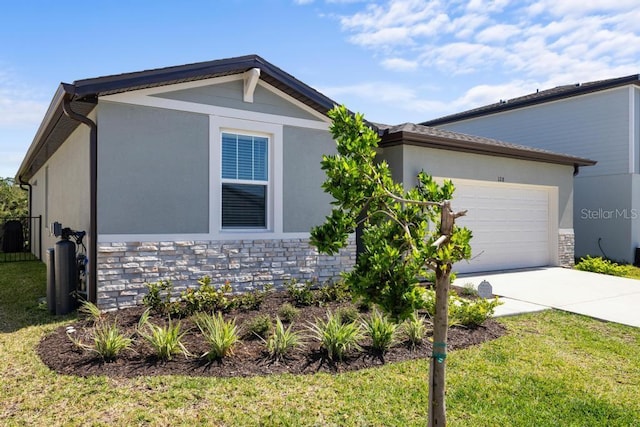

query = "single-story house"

[
  {"left": 16, "top": 55, "right": 595, "bottom": 309},
  {"left": 423, "top": 75, "right": 640, "bottom": 263}
]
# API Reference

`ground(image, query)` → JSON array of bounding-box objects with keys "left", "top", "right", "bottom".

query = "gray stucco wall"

[
  {"left": 437, "top": 87, "right": 630, "bottom": 178},
  {"left": 97, "top": 101, "right": 209, "bottom": 234},
  {"left": 380, "top": 145, "right": 574, "bottom": 229},
  {"left": 574, "top": 174, "right": 633, "bottom": 262},
  {"left": 282, "top": 126, "right": 337, "bottom": 232},
  {"left": 30, "top": 116, "right": 92, "bottom": 266},
  {"left": 153, "top": 80, "right": 320, "bottom": 121}
]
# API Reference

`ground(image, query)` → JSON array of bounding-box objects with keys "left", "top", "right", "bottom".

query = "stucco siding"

[
  {"left": 397, "top": 145, "right": 574, "bottom": 228},
  {"left": 574, "top": 174, "right": 633, "bottom": 262},
  {"left": 153, "top": 80, "right": 320, "bottom": 121},
  {"left": 437, "top": 87, "right": 631, "bottom": 177},
  {"left": 282, "top": 126, "right": 336, "bottom": 232},
  {"left": 97, "top": 101, "right": 209, "bottom": 234},
  {"left": 30, "top": 118, "right": 91, "bottom": 263}
]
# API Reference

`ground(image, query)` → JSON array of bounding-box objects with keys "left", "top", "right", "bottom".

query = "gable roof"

[
  {"left": 422, "top": 74, "right": 640, "bottom": 126},
  {"left": 17, "top": 55, "right": 340, "bottom": 181},
  {"left": 377, "top": 122, "right": 596, "bottom": 167}
]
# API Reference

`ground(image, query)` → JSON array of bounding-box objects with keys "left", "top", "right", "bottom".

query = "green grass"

[{"left": 2, "top": 261, "right": 640, "bottom": 426}]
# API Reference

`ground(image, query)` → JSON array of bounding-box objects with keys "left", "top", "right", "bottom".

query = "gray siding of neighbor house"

[
  {"left": 379, "top": 145, "right": 574, "bottom": 229},
  {"left": 153, "top": 80, "right": 320, "bottom": 121},
  {"left": 282, "top": 126, "right": 336, "bottom": 232},
  {"left": 574, "top": 175, "right": 633, "bottom": 261},
  {"left": 437, "top": 87, "right": 631, "bottom": 178},
  {"left": 97, "top": 101, "right": 209, "bottom": 234},
  {"left": 30, "top": 116, "right": 92, "bottom": 265}
]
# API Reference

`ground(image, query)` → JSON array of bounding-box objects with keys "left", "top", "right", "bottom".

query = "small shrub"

[
  {"left": 317, "top": 279, "right": 351, "bottom": 303},
  {"left": 244, "top": 314, "right": 273, "bottom": 339},
  {"left": 308, "top": 310, "right": 363, "bottom": 361},
  {"left": 458, "top": 282, "right": 478, "bottom": 297},
  {"left": 575, "top": 256, "right": 628, "bottom": 277},
  {"left": 403, "top": 312, "right": 430, "bottom": 348},
  {"left": 195, "top": 312, "right": 239, "bottom": 360},
  {"left": 137, "top": 309, "right": 189, "bottom": 361},
  {"left": 277, "top": 303, "right": 300, "bottom": 322},
  {"left": 286, "top": 279, "right": 316, "bottom": 306},
  {"left": 92, "top": 321, "right": 133, "bottom": 362},
  {"left": 142, "top": 280, "right": 173, "bottom": 313},
  {"left": 335, "top": 305, "right": 360, "bottom": 324},
  {"left": 234, "top": 283, "right": 274, "bottom": 310},
  {"left": 420, "top": 289, "right": 502, "bottom": 327},
  {"left": 181, "top": 277, "right": 233, "bottom": 315},
  {"left": 264, "top": 316, "right": 305, "bottom": 360},
  {"left": 78, "top": 300, "right": 103, "bottom": 323},
  {"left": 362, "top": 309, "right": 399, "bottom": 353}
]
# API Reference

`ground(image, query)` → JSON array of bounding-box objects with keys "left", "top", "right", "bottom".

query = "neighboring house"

[
  {"left": 16, "top": 55, "right": 594, "bottom": 309},
  {"left": 423, "top": 75, "right": 640, "bottom": 263}
]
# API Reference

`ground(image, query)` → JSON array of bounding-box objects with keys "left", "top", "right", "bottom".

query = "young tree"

[
  {"left": 311, "top": 106, "right": 472, "bottom": 426},
  {"left": 0, "top": 178, "right": 28, "bottom": 219}
]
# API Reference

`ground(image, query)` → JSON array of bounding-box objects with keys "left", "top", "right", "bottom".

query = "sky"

[{"left": 1, "top": 0, "right": 639, "bottom": 178}]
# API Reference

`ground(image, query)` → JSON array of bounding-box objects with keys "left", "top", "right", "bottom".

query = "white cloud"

[{"left": 381, "top": 57, "right": 419, "bottom": 71}]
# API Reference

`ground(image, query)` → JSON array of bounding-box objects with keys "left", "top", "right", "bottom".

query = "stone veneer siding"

[
  {"left": 97, "top": 237, "right": 356, "bottom": 310},
  {"left": 558, "top": 229, "right": 575, "bottom": 268}
]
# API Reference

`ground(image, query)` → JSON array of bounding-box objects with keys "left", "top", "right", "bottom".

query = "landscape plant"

[
  {"left": 362, "top": 309, "right": 399, "bottom": 354},
  {"left": 575, "top": 255, "right": 628, "bottom": 276},
  {"left": 244, "top": 314, "right": 273, "bottom": 339},
  {"left": 137, "top": 309, "right": 189, "bottom": 361},
  {"left": 403, "top": 311, "right": 430, "bottom": 348},
  {"left": 285, "top": 278, "right": 317, "bottom": 306},
  {"left": 277, "top": 302, "right": 299, "bottom": 322},
  {"left": 308, "top": 310, "right": 363, "bottom": 361},
  {"left": 264, "top": 316, "right": 305, "bottom": 361},
  {"left": 311, "top": 105, "right": 472, "bottom": 423},
  {"left": 195, "top": 312, "right": 240, "bottom": 360}
]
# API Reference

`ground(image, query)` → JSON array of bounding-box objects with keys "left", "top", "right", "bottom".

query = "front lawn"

[{"left": 1, "top": 261, "right": 639, "bottom": 426}]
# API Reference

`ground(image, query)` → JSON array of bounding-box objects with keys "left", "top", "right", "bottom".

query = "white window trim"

[{"left": 210, "top": 116, "right": 283, "bottom": 237}]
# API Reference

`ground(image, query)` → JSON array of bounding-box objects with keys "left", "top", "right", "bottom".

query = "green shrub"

[
  {"left": 264, "top": 317, "right": 305, "bottom": 360},
  {"left": 78, "top": 300, "right": 103, "bottom": 323},
  {"left": 181, "top": 277, "right": 233, "bottom": 315},
  {"left": 308, "top": 310, "right": 363, "bottom": 361},
  {"left": 420, "top": 289, "right": 502, "bottom": 327},
  {"left": 233, "top": 283, "right": 273, "bottom": 310},
  {"left": 142, "top": 280, "right": 173, "bottom": 313},
  {"left": 458, "top": 282, "right": 478, "bottom": 297},
  {"left": 335, "top": 305, "right": 360, "bottom": 324},
  {"left": 277, "top": 303, "right": 299, "bottom": 322},
  {"left": 402, "top": 312, "right": 430, "bottom": 348},
  {"left": 362, "top": 309, "right": 399, "bottom": 353},
  {"left": 286, "top": 279, "right": 317, "bottom": 306},
  {"left": 575, "top": 256, "right": 628, "bottom": 277},
  {"left": 244, "top": 314, "right": 273, "bottom": 339},
  {"left": 317, "top": 279, "right": 351, "bottom": 303},
  {"left": 137, "top": 309, "right": 189, "bottom": 361},
  {"left": 92, "top": 321, "right": 133, "bottom": 362},
  {"left": 194, "top": 312, "right": 239, "bottom": 360}
]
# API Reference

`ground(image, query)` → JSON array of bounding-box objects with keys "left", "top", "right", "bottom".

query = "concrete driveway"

[{"left": 453, "top": 267, "right": 640, "bottom": 327}]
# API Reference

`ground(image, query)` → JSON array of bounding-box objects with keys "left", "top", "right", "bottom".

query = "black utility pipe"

[{"left": 62, "top": 96, "right": 98, "bottom": 304}]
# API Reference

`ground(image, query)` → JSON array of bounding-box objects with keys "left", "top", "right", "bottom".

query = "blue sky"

[{"left": 2, "top": 0, "right": 639, "bottom": 177}]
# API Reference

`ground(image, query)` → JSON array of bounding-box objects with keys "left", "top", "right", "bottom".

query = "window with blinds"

[{"left": 221, "top": 132, "right": 269, "bottom": 228}]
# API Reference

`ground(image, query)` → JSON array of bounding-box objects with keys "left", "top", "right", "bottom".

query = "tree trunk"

[{"left": 428, "top": 265, "right": 450, "bottom": 427}]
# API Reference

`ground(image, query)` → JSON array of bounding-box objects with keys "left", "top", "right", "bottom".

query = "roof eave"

[{"left": 380, "top": 131, "right": 596, "bottom": 168}]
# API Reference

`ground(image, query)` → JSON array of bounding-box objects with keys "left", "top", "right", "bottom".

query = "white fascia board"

[
  {"left": 97, "top": 232, "right": 312, "bottom": 243},
  {"left": 101, "top": 74, "right": 331, "bottom": 129}
]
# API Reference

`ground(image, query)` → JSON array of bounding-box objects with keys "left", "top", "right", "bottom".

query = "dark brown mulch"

[{"left": 37, "top": 290, "right": 506, "bottom": 378}]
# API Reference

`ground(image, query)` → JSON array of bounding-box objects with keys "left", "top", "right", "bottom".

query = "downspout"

[
  {"left": 62, "top": 95, "right": 98, "bottom": 305},
  {"left": 17, "top": 176, "right": 39, "bottom": 259},
  {"left": 573, "top": 165, "right": 580, "bottom": 176}
]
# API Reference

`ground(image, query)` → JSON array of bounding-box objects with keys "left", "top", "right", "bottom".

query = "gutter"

[
  {"left": 62, "top": 90, "right": 98, "bottom": 305},
  {"left": 17, "top": 176, "right": 41, "bottom": 260}
]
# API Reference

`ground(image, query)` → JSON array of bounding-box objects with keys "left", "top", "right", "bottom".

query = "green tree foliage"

[
  {"left": 311, "top": 106, "right": 472, "bottom": 321},
  {"left": 0, "top": 178, "right": 28, "bottom": 219}
]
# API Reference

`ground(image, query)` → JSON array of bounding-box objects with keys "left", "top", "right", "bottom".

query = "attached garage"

[
  {"left": 377, "top": 123, "right": 595, "bottom": 272},
  {"left": 450, "top": 179, "right": 557, "bottom": 273}
]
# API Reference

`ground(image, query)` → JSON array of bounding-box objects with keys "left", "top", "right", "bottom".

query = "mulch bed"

[{"left": 37, "top": 289, "right": 506, "bottom": 378}]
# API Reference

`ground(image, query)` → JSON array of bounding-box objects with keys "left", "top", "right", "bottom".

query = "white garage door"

[{"left": 449, "top": 179, "right": 555, "bottom": 274}]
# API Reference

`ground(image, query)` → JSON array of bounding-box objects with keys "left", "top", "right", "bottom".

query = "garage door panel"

[{"left": 450, "top": 180, "right": 553, "bottom": 274}]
